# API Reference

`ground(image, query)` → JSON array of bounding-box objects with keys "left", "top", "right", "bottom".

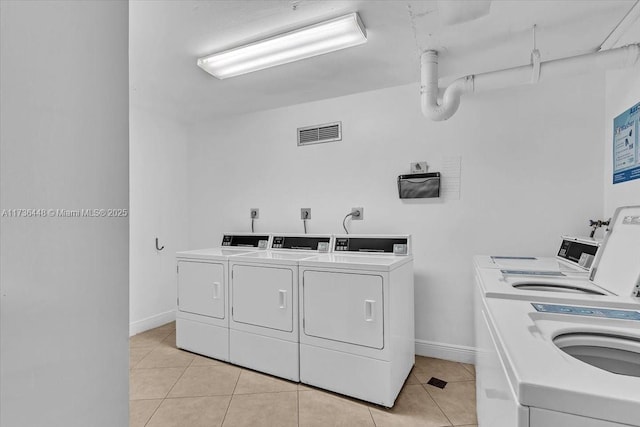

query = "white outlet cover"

[{"left": 411, "top": 162, "right": 428, "bottom": 173}]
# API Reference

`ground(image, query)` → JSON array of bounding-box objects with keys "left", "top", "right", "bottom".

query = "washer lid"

[{"left": 590, "top": 205, "right": 640, "bottom": 296}]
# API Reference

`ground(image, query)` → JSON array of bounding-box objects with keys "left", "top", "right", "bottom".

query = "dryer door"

[
  {"left": 178, "top": 261, "right": 225, "bottom": 319},
  {"left": 303, "top": 270, "right": 383, "bottom": 349},
  {"left": 231, "top": 264, "right": 294, "bottom": 332}
]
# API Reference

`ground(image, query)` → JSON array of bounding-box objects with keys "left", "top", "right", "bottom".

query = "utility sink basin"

[{"left": 554, "top": 332, "right": 640, "bottom": 377}]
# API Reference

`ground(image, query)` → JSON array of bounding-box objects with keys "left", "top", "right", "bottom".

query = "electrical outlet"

[
  {"left": 250, "top": 208, "right": 259, "bottom": 219},
  {"left": 411, "top": 162, "right": 428, "bottom": 173},
  {"left": 300, "top": 208, "right": 311, "bottom": 220},
  {"left": 351, "top": 207, "right": 363, "bottom": 220}
]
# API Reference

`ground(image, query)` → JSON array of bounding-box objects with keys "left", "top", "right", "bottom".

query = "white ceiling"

[{"left": 130, "top": 0, "right": 639, "bottom": 123}]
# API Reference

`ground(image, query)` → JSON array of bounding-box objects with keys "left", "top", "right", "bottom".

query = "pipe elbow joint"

[
  {"left": 420, "top": 76, "right": 473, "bottom": 121},
  {"left": 421, "top": 99, "right": 458, "bottom": 121}
]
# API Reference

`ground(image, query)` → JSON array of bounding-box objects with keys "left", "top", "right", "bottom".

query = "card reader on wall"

[{"left": 397, "top": 172, "right": 440, "bottom": 199}]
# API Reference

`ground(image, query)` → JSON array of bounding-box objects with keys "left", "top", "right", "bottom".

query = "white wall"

[
  {"left": 604, "top": 63, "right": 640, "bottom": 217},
  {"left": 130, "top": 107, "right": 189, "bottom": 335},
  {"left": 187, "top": 72, "right": 604, "bottom": 360},
  {"left": 0, "top": 1, "right": 129, "bottom": 426}
]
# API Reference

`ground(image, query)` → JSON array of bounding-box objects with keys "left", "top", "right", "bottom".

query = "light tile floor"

[{"left": 130, "top": 322, "right": 477, "bottom": 427}]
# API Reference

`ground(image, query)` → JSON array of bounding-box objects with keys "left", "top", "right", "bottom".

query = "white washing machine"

[
  {"left": 175, "top": 233, "right": 270, "bottom": 361},
  {"left": 474, "top": 206, "right": 640, "bottom": 308},
  {"left": 475, "top": 205, "right": 640, "bottom": 426},
  {"left": 228, "top": 234, "right": 332, "bottom": 381},
  {"left": 474, "top": 235, "right": 600, "bottom": 274},
  {"left": 475, "top": 267, "right": 640, "bottom": 308},
  {"left": 298, "top": 235, "right": 414, "bottom": 407},
  {"left": 477, "top": 297, "right": 640, "bottom": 427}
]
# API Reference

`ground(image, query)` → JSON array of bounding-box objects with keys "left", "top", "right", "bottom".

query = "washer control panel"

[
  {"left": 221, "top": 234, "right": 269, "bottom": 248},
  {"left": 557, "top": 236, "right": 600, "bottom": 269},
  {"left": 271, "top": 235, "right": 331, "bottom": 251},
  {"left": 532, "top": 303, "right": 640, "bottom": 321},
  {"left": 334, "top": 237, "right": 410, "bottom": 255}
]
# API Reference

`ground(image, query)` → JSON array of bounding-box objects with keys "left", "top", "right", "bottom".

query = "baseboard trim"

[
  {"left": 130, "top": 309, "right": 176, "bottom": 336},
  {"left": 415, "top": 339, "right": 476, "bottom": 364}
]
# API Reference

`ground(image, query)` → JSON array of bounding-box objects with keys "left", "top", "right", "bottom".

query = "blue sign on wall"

[{"left": 613, "top": 102, "right": 640, "bottom": 184}]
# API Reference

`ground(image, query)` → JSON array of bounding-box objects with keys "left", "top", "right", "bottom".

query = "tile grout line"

[
  {"left": 130, "top": 330, "right": 174, "bottom": 348},
  {"left": 424, "top": 379, "right": 478, "bottom": 426},
  {"left": 135, "top": 337, "right": 166, "bottom": 427},
  {"left": 130, "top": 324, "right": 176, "bottom": 426},
  {"left": 367, "top": 405, "right": 378, "bottom": 426},
  {"left": 142, "top": 389, "right": 297, "bottom": 400},
  {"left": 420, "top": 382, "right": 455, "bottom": 427},
  {"left": 459, "top": 362, "right": 476, "bottom": 377},
  {"left": 142, "top": 398, "right": 163, "bottom": 427},
  {"left": 137, "top": 326, "right": 178, "bottom": 427},
  {"left": 154, "top": 364, "right": 188, "bottom": 402},
  {"left": 219, "top": 366, "right": 243, "bottom": 426},
  {"left": 297, "top": 388, "right": 300, "bottom": 427}
]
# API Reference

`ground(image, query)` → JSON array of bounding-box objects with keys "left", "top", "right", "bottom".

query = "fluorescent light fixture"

[{"left": 197, "top": 12, "right": 367, "bottom": 79}]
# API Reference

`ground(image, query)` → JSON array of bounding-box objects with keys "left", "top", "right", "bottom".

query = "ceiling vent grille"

[{"left": 297, "top": 122, "right": 342, "bottom": 146}]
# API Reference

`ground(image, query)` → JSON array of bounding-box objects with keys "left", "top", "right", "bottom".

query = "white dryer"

[
  {"left": 176, "top": 233, "right": 270, "bottom": 361},
  {"left": 228, "top": 234, "right": 331, "bottom": 381},
  {"left": 477, "top": 297, "right": 640, "bottom": 427},
  {"left": 298, "top": 235, "right": 414, "bottom": 407}
]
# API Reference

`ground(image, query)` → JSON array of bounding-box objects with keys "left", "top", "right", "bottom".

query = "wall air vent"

[{"left": 297, "top": 121, "right": 342, "bottom": 146}]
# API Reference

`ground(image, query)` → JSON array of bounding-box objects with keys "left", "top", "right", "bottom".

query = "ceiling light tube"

[{"left": 197, "top": 12, "right": 367, "bottom": 79}]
